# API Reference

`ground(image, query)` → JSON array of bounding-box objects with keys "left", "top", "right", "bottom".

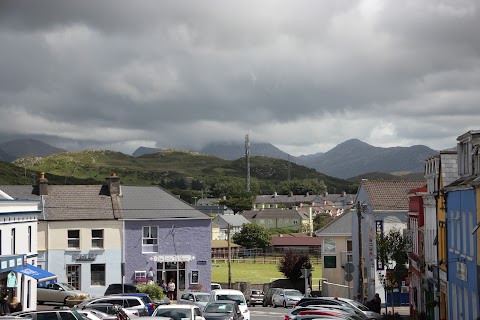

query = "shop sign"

[
  {"left": 149, "top": 255, "right": 194, "bottom": 262},
  {"left": 72, "top": 253, "right": 98, "bottom": 262}
]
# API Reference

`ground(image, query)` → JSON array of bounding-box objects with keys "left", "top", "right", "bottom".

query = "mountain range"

[{"left": 1, "top": 138, "right": 439, "bottom": 179}]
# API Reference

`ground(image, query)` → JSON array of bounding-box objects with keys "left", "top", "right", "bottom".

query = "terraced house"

[{"left": 1, "top": 173, "right": 212, "bottom": 297}]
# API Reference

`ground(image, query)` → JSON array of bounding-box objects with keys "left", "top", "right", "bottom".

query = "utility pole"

[
  {"left": 357, "top": 201, "right": 364, "bottom": 299},
  {"left": 245, "top": 134, "right": 250, "bottom": 192},
  {"left": 227, "top": 223, "right": 232, "bottom": 289}
]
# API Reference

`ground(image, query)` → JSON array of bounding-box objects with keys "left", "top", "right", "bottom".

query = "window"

[
  {"left": 92, "top": 230, "right": 104, "bottom": 248},
  {"left": 68, "top": 230, "right": 80, "bottom": 248},
  {"left": 323, "top": 239, "right": 336, "bottom": 253},
  {"left": 293, "top": 219, "right": 298, "bottom": 225},
  {"left": 91, "top": 264, "right": 105, "bottom": 286},
  {"left": 28, "top": 226, "right": 32, "bottom": 252},
  {"left": 11, "top": 228, "right": 15, "bottom": 254},
  {"left": 324, "top": 256, "right": 336, "bottom": 268},
  {"left": 142, "top": 226, "right": 158, "bottom": 252},
  {"left": 268, "top": 219, "right": 273, "bottom": 224},
  {"left": 135, "top": 271, "right": 146, "bottom": 281},
  {"left": 0, "top": 230, "right": 2, "bottom": 255},
  {"left": 259, "top": 220, "right": 265, "bottom": 224}
]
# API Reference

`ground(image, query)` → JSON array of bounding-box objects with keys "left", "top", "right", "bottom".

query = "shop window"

[
  {"left": 91, "top": 264, "right": 105, "bottom": 286},
  {"left": 68, "top": 230, "right": 80, "bottom": 248}
]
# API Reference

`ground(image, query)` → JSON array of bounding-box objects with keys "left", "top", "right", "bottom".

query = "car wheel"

[
  {"left": 262, "top": 300, "right": 267, "bottom": 307},
  {"left": 273, "top": 300, "right": 277, "bottom": 308},
  {"left": 63, "top": 297, "right": 70, "bottom": 306},
  {"left": 37, "top": 301, "right": 44, "bottom": 305},
  {"left": 247, "top": 300, "right": 251, "bottom": 307},
  {"left": 283, "top": 300, "right": 287, "bottom": 308}
]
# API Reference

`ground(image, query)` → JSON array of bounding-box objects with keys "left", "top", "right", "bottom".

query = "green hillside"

[{"left": 6, "top": 149, "right": 357, "bottom": 200}]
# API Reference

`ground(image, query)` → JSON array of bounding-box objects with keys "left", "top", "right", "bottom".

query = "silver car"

[
  {"left": 272, "top": 289, "right": 304, "bottom": 308},
  {"left": 178, "top": 292, "right": 211, "bottom": 310}
]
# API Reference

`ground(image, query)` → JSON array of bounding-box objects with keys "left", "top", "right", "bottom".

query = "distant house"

[
  {"left": 211, "top": 214, "right": 250, "bottom": 240},
  {"left": 315, "top": 211, "right": 354, "bottom": 290},
  {"left": 195, "top": 198, "right": 233, "bottom": 215},
  {"left": 242, "top": 207, "right": 311, "bottom": 232},
  {"left": 254, "top": 192, "right": 355, "bottom": 213},
  {"left": 211, "top": 240, "right": 241, "bottom": 259},
  {"left": 254, "top": 192, "right": 317, "bottom": 209},
  {"left": 271, "top": 233, "right": 321, "bottom": 256}
]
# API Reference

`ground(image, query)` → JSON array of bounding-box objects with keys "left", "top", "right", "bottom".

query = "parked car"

[
  {"left": 76, "top": 309, "right": 117, "bottom": 320},
  {"left": 299, "top": 309, "right": 363, "bottom": 320},
  {"left": 104, "top": 284, "right": 139, "bottom": 295},
  {"left": 178, "top": 292, "right": 211, "bottom": 310},
  {"left": 37, "top": 283, "right": 89, "bottom": 305},
  {"left": 74, "top": 302, "right": 140, "bottom": 318},
  {"left": 74, "top": 295, "right": 149, "bottom": 316},
  {"left": 107, "top": 293, "right": 158, "bottom": 315},
  {"left": 295, "top": 297, "right": 382, "bottom": 319},
  {"left": 262, "top": 287, "right": 281, "bottom": 307},
  {"left": 12, "top": 309, "right": 84, "bottom": 320},
  {"left": 285, "top": 306, "right": 368, "bottom": 320},
  {"left": 243, "top": 289, "right": 264, "bottom": 307},
  {"left": 211, "top": 283, "right": 222, "bottom": 290},
  {"left": 209, "top": 289, "right": 250, "bottom": 320},
  {"left": 152, "top": 304, "right": 205, "bottom": 320},
  {"left": 202, "top": 300, "right": 244, "bottom": 320},
  {"left": 272, "top": 289, "right": 303, "bottom": 308}
]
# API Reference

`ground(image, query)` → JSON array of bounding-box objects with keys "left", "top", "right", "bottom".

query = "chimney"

[
  {"left": 105, "top": 172, "right": 121, "bottom": 196},
  {"left": 273, "top": 191, "right": 277, "bottom": 198},
  {"left": 38, "top": 172, "right": 49, "bottom": 196}
]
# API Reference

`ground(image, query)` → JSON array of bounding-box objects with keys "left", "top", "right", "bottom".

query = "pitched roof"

[
  {"left": 242, "top": 208, "right": 308, "bottom": 220},
  {"left": 255, "top": 194, "right": 316, "bottom": 204},
  {"left": 362, "top": 180, "right": 426, "bottom": 211},
  {"left": 271, "top": 234, "right": 321, "bottom": 246},
  {"left": 211, "top": 240, "right": 241, "bottom": 249},
  {"left": 0, "top": 184, "right": 115, "bottom": 220},
  {"left": 120, "top": 186, "right": 210, "bottom": 220},
  {"left": 213, "top": 214, "right": 250, "bottom": 228},
  {"left": 315, "top": 210, "right": 353, "bottom": 236}
]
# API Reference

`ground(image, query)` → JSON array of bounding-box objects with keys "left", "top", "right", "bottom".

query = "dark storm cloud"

[{"left": 0, "top": 0, "right": 479, "bottom": 155}]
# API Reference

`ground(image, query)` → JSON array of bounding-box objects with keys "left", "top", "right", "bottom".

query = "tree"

[
  {"left": 313, "top": 212, "right": 334, "bottom": 231},
  {"left": 376, "top": 228, "right": 410, "bottom": 315},
  {"left": 277, "top": 179, "right": 327, "bottom": 195},
  {"left": 215, "top": 180, "right": 255, "bottom": 214},
  {"left": 278, "top": 250, "right": 313, "bottom": 280},
  {"left": 232, "top": 223, "right": 271, "bottom": 249}
]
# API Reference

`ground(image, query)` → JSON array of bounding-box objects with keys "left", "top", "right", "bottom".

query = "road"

[{"left": 249, "top": 305, "right": 287, "bottom": 320}]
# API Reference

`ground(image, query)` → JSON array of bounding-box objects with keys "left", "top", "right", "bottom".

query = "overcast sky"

[{"left": 0, "top": 0, "right": 479, "bottom": 156}]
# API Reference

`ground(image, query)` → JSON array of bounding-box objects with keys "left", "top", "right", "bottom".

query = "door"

[{"left": 66, "top": 265, "right": 81, "bottom": 289}]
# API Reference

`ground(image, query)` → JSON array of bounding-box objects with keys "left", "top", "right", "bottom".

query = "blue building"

[{"left": 443, "top": 130, "right": 480, "bottom": 319}]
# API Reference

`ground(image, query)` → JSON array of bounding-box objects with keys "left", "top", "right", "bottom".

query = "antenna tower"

[{"left": 245, "top": 134, "right": 251, "bottom": 192}]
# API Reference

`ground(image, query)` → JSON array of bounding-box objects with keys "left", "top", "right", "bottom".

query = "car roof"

[
  {"left": 211, "top": 289, "right": 243, "bottom": 294},
  {"left": 156, "top": 304, "right": 198, "bottom": 309},
  {"left": 208, "top": 300, "right": 236, "bottom": 304},
  {"left": 183, "top": 291, "right": 210, "bottom": 295}
]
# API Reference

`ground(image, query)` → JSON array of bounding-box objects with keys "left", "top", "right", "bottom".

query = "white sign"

[{"left": 149, "top": 255, "right": 195, "bottom": 262}]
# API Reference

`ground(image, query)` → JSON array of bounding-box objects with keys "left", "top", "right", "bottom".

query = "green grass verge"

[{"left": 211, "top": 260, "right": 322, "bottom": 284}]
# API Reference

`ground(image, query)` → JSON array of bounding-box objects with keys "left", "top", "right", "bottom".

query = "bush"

[{"left": 137, "top": 283, "right": 165, "bottom": 300}]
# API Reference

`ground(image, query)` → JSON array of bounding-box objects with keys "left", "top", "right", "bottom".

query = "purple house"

[{"left": 120, "top": 185, "right": 212, "bottom": 294}]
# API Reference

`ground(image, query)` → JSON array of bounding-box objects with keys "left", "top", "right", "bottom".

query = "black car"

[
  {"left": 104, "top": 284, "right": 139, "bottom": 295},
  {"left": 203, "top": 300, "right": 244, "bottom": 320},
  {"left": 262, "top": 287, "right": 281, "bottom": 307}
]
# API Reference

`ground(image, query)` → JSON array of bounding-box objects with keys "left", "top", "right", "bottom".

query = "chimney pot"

[
  {"left": 105, "top": 174, "right": 121, "bottom": 196},
  {"left": 38, "top": 172, "right": 49, "bottom": 195}
]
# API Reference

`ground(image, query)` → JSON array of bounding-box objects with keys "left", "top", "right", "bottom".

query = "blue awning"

[{"left": 13, "top": 264, "right": 58, "bottom": 287}]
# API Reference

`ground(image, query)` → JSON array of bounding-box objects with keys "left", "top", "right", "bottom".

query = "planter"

[{"left": 65, "top": 300, "right": 85, "bottom": 308}]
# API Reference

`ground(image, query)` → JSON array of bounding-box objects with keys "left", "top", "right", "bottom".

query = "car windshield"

[
  {"left": 216, "top": 294, "right": 245, "bottom": 306},
  {"left": 204, "top": 303, "right": 234, "bottom": 313},
  {"left": 195, "top": 295, "right": 210, "bottom": 302},
  {"left": 61, "top": 283, "right": 77, "bottom": 290},
  {"left": 285, "top": 290, "right": 303, "bottom": 296},
  {"left": 251, "top": 291, "right": 263, "bottom": 295}
]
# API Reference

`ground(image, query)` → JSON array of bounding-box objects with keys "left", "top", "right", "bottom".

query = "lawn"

[{"left": 211, "top": 260, "right": 322, "bottom": 284}]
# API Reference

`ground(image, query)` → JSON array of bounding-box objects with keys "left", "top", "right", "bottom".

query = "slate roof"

[
  {"left": 120, "top": 185, "right": 210, "bottom": 220},
  {"left": 315, "top": 210, "right": 353, "bottom": 236},
  {"left": 362, "top": 180, "right": 426, "bottom": 211},
  {"left": 211, "top": 240, "right": 241, "bottom": 249},
  {"left": 242, "top": 208, "right": 308, "bottom": 220},
  {"left": 0, "top": 184, "right": 115, "bottom": 220},
  {"left": 255, "top": 194, "right": 316, "bottom": 204},
  {"left": 212, "top": 214, "right": 250, "bottom": 228}
]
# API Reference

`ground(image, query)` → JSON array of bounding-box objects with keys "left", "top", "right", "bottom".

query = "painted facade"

[{"left": 0, "top": 189, "right": 41, "bottom": 311}]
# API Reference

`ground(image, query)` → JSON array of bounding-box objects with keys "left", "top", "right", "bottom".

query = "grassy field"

[{"left": 211, "top": 260, "right": 322, "bottom": 284}]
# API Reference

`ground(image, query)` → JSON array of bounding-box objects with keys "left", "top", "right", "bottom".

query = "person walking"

[
  {"left": 160, "top": 280, "right": 168, "bottom": 295},
  {"left": 372, "top": 293, "right": 381, "bottom": 314},
  {"left": 167, "top": 278, "right": 176, "bottom": 301}
]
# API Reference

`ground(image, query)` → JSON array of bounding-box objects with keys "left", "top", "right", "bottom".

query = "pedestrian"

[
  {"left": 363, "top": 297, "right": 368, "bottom": 306},
  {"left": 356, "top": 294, "right": 362, "bottom": 304},
  {"left": 306, "top": 285, "right": 312, "bottom": 297},
  {"left": 372, "top": 293, "right": 381, "bottom": 314},
  {"left": 0, "top": 290, "right": 10, "bottom": 315},
  {"left": 160, "top": 280, "right": 168, "bottom": 295},
  {"left": 9, "top": 296, "right": 21, "bottom": 313},
  {"left": 167, "top": 278, "right": 176, "bottom": 300}
]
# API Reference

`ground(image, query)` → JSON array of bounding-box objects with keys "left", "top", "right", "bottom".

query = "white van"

[{"left": 209, "top": 289, "right": 250, "bottom": 320}]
